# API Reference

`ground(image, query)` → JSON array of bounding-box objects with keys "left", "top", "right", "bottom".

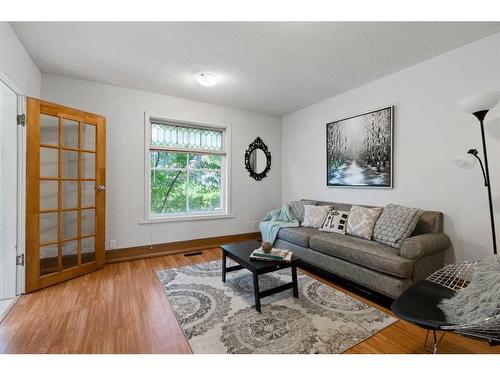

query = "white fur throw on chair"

[{"left": 438, "top": 256, "right": 500, "bottom": 325}]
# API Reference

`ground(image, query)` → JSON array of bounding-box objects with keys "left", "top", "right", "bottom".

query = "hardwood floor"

[{"left": 0, "top": 248, "right": 498, "bottom": 354}]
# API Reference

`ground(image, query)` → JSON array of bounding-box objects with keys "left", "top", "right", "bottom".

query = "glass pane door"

[
  {"left": 38, "top": 115, "right": 97, "bottom": 275},
  {"left": 26, "top": 98, "right": 105, "bottom": 292}
]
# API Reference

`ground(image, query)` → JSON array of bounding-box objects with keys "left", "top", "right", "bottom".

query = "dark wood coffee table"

[{"left": 221, "top": 240, "right": 299, "bottom": 313}]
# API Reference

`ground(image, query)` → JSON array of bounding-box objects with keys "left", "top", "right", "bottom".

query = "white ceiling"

[{"left": 11, "top": 22, "right": 500, "bottom": 116}]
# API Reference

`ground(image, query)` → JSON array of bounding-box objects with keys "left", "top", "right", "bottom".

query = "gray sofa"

[{"left": 274, "top": 200, "right": 451, "bottom": 299}]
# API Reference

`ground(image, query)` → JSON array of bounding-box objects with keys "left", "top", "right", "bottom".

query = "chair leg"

[{"left": 424, "top": 330, "right": 446, "bottom": 354}]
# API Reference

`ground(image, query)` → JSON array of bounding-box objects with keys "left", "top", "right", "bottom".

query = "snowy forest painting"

[{"left": 326, "top": 106, "right": 393, "bottom": 187}]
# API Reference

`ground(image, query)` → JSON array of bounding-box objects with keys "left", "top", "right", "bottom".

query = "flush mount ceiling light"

[{"left": 195, "top": 72, "right": 218, "bottom": 87}]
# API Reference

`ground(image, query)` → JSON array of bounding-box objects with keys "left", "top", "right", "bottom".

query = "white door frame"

[
  {"left": 16, "top": 92, "right": 26, "bottom": 295},
  {"left": 0, "top": 71, "right": 26, "bottom": 296}
]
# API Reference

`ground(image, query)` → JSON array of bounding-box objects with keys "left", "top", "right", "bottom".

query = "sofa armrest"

[{"left": 399, "top": 233, "right": 451, "bottom": 260}]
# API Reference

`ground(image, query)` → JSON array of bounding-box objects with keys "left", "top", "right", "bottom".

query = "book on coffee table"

[{"left": 250, "top": 247, "right": 293, "bottom": 262}]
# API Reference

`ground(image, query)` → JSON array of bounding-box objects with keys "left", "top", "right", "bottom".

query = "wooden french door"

[{"left": 25, "top": 98, "right": 106, "bottom": 292}]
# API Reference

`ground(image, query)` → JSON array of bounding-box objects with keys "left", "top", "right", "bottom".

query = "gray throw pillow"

[
  {"left": 289, "top": 200, "right": 316, "bottom": 223},
  {"left": 373, "top": 204, "right": 424, "bottom": 249}
]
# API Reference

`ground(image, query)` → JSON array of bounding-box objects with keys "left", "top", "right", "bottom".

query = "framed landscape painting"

[{"left": 326, "top": 106, "right": 393, "bottom": 188}]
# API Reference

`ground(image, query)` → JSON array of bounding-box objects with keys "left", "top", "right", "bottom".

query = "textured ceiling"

[{"left": 11, "top": 22, "right": 500, "bottom": 116}]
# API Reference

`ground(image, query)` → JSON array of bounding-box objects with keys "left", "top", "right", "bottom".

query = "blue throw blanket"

[{"left": 259, "top": 204, "right": 299, "bottom": 244}]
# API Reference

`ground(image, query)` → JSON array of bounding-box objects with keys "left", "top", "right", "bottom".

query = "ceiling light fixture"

[{"left": 195, "top": 72, "right": 218, "bottom": 87}]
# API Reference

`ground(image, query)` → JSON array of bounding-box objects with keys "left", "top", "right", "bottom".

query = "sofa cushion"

[
  {"left": 277, "top": 227, "right": 320, "bottom": 248},
  {"left": 309, "top": 232, "right": 414, "bottom": 278},
  {"left": 373, "top": 204, "right": 424, "bottom": 248}
]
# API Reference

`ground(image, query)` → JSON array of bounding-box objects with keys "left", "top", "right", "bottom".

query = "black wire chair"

[{"left": 391, "top": 261, "right": 500, "bottom": 353}]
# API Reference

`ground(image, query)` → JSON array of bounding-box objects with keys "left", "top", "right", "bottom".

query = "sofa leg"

[{"left": 424, "top": 330, "right": 445, "bottom": 354}]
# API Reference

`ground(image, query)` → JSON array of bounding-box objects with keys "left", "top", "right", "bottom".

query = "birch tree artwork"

[{"left": 326, "top": 107, "right": 393, "bottom": 187}]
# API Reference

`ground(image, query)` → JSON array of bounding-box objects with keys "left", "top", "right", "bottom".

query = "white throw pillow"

[
  {"left": 320, "top": 210, "right": 350, "bottom": 234},
  {"left": 346, "top": 205, "right": 383, "bottom": 240},
  {"left": 302, "top": 205, "right": 333, "bottom": 228}
]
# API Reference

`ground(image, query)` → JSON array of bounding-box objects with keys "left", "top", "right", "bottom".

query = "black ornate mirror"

[{"left": 245, "top": 137, "right": 271, "bottom": 181}]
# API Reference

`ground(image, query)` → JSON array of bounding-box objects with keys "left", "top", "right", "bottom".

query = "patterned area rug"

[{"left": 157, "top": 260, "right": 396, "bottom": 354}]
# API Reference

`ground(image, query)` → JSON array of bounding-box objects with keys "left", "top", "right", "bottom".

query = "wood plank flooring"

[{"left": 0, "top": 248, "right": 498, "bottom": 354}]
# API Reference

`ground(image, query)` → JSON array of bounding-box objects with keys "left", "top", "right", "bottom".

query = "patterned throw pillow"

[
  {"left": 346, "top": 205, "right": 383, "bottom": 240},
  {"left": 302, "top": 205, "right": 333, "bottom": 229},
  {"left": 289, "top": 200, "right": 316, "bottom": 223},
  {"left": 373, "top": 204, "right": 424, "bottom": 248},
  {"left": 320, "top": 210, "right": 350, "bottom": 234}
]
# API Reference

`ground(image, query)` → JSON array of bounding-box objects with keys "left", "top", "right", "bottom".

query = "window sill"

[{"left": 138, "top": 213, "right": 235, "bottom": 224}]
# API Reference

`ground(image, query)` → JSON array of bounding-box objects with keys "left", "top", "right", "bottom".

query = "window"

[{"left": 146, "top": 117, "right": 229, "bottom": 220}]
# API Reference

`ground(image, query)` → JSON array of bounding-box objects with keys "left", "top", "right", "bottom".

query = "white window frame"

[{"left": 141, "top": 113, "right": 233, "bottom": 223}]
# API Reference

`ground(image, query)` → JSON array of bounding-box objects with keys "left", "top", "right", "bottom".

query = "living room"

[{"left": 0, "top": 0, "right": 499, "bottom": 372}]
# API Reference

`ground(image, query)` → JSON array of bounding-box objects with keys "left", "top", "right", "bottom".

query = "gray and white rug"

[{"left": 157, "top": 260, "right": 396, "bottom": 354}]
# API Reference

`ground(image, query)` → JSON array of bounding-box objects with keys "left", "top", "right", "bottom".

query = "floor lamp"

[{"left": 455, "top": 91, "right": 500, "bottom": 255}]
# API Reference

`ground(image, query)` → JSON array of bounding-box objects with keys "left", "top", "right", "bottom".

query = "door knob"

[{"left": 95, "top": 185, "right": 106, "bottom": 192}]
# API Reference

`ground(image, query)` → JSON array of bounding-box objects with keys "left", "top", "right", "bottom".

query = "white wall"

[
  {"left": 0, "top": 22, "right": 41, "bottom": 96},
  {"left": 42, "top": 74, "right": 281, "bottom": 250},
  {"left": 282, "top": 32, "right": 500, "bottom": 263},
  {"left": 0, "top": 22, "right": 40, "bottom": 296}
]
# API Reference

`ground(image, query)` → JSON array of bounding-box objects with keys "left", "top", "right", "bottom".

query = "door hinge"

[
  {"left": 17, "top": 114, "right": 26, "bottom": 126},
  {"left": 16, "top": 254, "right": 24, "bottom": 266}
]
